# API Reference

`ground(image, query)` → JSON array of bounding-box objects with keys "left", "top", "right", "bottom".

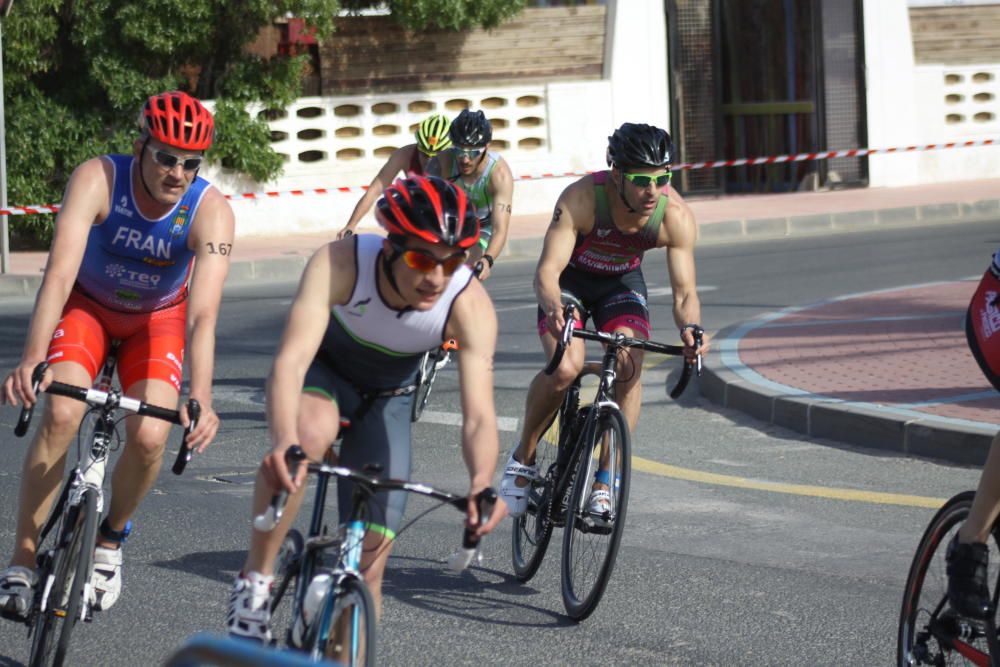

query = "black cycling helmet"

[
  {"left": 449, "top": 109, "right": 493, "bottom": 147},
  {"left": 606, "top": 122, "right": 673, "bottom": 170}
]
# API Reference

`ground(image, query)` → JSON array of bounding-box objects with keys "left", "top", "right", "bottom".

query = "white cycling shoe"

[
  {"left": 499, "top": 445, "right": 539, "bottom": 518},
  {"left": 227, "top": 571, "right": 273, "bottom": 643},
  {"left": 91, "top": 546, "right": 123, "bottom": 611},
  {"left": 0, "top": 565, "right": 36, "bottom": 621}
]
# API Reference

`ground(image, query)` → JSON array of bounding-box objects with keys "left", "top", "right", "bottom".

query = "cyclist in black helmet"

[
  {"left": 337, "top": 113, "right": 453, "bottom": 239},
  {"left": 427, "top": 109, "right": 514, "bottom": 281},
  {"left": 500, "top": 122, "right": 710, "bottom": 518}
]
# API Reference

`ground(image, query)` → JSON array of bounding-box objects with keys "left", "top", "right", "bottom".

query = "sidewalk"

[{"left": 3, "top": 177, "right": 1000, "bottom": 463}]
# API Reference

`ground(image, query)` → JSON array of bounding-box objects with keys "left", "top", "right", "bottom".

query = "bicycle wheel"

[
  {"left": 898, "top": 491, "right": 1000, "bottom": 666},
  {"left": 511, "top": 408, "right": 565, "bottom": 581},
  {"left": 561, "top": 407, "right": 631, "bottom": 621},
  {"left": 269, "top": 529, "right": 304, "bottom": 643},
  {"left": 309, "top": 573, "right": 376, "bottom": 667},
  {"left": 30, "top": 488, "right": 99, "bottom": 667},
  {"left": 411, "top": 350, "right": 440, "bottom": 423}
]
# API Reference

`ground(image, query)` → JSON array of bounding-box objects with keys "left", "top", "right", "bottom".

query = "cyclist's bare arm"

[
  {"left": 445, "top": 279, "right": 506, "bottom": 534},
  {"left": 182, "top": 188, "right": 235, "bottom": 451},
  {"left": 535, "top": 180, "right": 591, "bottom": 335},
  {"left": 340, "top": 145, "right": 417, "bottom": 238},
  {"left": 265, "top": 240, "right": 355, "bottom": 493},
  {"left": 2, "top": 158, "right": 111, "bottom": 408},
  {"left": 661, "top": 189, "right": 710, "bottom": 356},
  {"left": 478, "top": 158, "right": 514, "bottom": 278}
]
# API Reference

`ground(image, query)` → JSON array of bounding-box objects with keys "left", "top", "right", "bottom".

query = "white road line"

[{"left": 419, "top": 410, "right": 519, "bottom": 432}]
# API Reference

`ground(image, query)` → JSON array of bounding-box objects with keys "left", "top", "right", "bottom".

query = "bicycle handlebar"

[
  {"left": 542, "top": 304, "right": 703, "bottom": 399},
  {"left": 14, "top": 362, "right": 201, "bottom": 474},
  {"left": 254, "top": 445, "right": 497, "bottom": 571}
]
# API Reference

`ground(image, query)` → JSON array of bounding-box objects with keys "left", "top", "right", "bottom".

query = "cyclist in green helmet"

[
  {"left": 426, "top": 109, "right": 514, "bottom": 281},
  {"left": 336, "top": 113, "right": 453, "bottom": 239}
]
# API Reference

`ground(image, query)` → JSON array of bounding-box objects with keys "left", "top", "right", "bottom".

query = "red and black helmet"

[
  {"left": 376, "top": 175, "right": 479, "bottom": 249},
  {"left": 140, "top": 91, "right": 214, "bottom": 151}
]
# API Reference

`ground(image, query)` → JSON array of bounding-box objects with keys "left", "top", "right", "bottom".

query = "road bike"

[
  {"left": 255, "top": 437, "right": 497, "bottom": 666},
  {"left": 898, "top": 490, "right": 1000, "bottom": 666},
  {"left": 511, "top": 304, "right": 702, "bottom": 620},
  {"left": 410, "top": 261, "right": 485, "bottom": 423},
  {"left": 11, "top": 351, "right": 198, "bottom": 667},
  {"left": 410, "top": 339, "right": 458, "bottom": 423}
]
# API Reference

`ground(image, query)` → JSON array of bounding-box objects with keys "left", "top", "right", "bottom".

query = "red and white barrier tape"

[{"left": 2, "top": 138, "right": 996, "bottom": 216}]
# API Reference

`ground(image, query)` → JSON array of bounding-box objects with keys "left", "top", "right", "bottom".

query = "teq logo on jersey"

[
  {"left": 170, "top": 205, "right": 191, "bottom": 238},
  {"left": 106, "top": 262, "right": 161, "bottom": 290},
  {"left": 113, "top": 195, "right": 134, "bottom": 219}
]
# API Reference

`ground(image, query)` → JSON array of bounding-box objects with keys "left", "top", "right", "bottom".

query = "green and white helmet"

[{"left": 415, "top": 113, "right": 452, "bottom": 157}]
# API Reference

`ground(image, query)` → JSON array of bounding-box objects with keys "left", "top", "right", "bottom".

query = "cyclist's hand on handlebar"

[
  {"left": 336, "top": 226, "right": 355, "bottom": 240},
  {"left": 2, "top": 359, "right": 51, "bottom": 407},
  {"left": 181, "top": 400, "right": 219, "bottom": 454},
  {"left": 466, "top": 489, "right": 507, "bottom": 538},
  {"left": 680, "top": 326, "right": 710, "bottom": 363},
  {"left": 543, "top": 302, "right": 567, "bottom": 338},
  {"left": 261, "top": 443, "right": 307, "bottom": 495},
  {"left": 474, "top": 260, "right": 491, "bottom": 282}
]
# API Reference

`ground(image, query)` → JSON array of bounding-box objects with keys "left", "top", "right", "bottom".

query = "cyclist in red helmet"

[
  {"left": 227, "top": 175, "right": 507, "bottom": 643},
  {"left": 0, "top": 91, "right": 234, "bottom": 619}
]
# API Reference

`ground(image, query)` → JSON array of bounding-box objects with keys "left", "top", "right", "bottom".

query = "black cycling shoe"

[{"left": 946, "top": 536, "right": 991, "bottom": 620}]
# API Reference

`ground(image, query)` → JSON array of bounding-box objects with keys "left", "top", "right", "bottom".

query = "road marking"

[
  {"left": 419, "top": 410, "right": 519, "bottom": 432},
  {"left": 431, "top": 406, "right": 945, "bottom": 508},
  {"left": 630, "top": 456, "right": 946, "bottom": 508}
]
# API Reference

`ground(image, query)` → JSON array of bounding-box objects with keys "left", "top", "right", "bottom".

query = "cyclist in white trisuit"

[{"left": 227, "top": 175, "right": 508, "bottom": 643}]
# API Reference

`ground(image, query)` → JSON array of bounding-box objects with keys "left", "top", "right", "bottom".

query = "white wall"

[
  {"left": 864, "top": 0, "right": 1000, "bottom": 185},
  {"left": 863, "top": 0, "right": 921, "bottom": 186},
  {"left": 204, "top": 1, "right": 672, "bottom": 239}
]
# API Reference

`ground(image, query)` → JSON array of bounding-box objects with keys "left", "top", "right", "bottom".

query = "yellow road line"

[
  {"left": 548, "top": 352, "right": 946, "bottom": 509},
  {"left": 631, "top": 455, "right": 946, "bottom": 508}
]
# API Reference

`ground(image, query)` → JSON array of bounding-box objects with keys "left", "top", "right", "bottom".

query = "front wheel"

[
  {"left": 309, "top": 573, "right": 377, "bottom": 667},
  {"left": 269, "top": 529, "right": 305, "bottom": 643},
  {"left": 561, "top": 407, "right": 631, "bottom": 621},
  {"left": 897, "top": 491, "right": 1000, "bottom": 666},
  {"left": 30, "top": 488, "right": 99, "bottom": 667}
]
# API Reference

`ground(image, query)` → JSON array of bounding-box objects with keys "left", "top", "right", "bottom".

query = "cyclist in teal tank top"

[
  {"left": 500, "top": 123, "right": 711, "bottom": 518},
  {"left": 427, "top": 109, "right": 514, "bottom": 281},
  {"left": 338, "top": 114, "right": 453, "bottom": 239}
]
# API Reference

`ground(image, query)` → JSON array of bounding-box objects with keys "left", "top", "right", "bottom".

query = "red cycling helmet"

[
  {"left": 140, "top": 91, "right": 214, "bottom": 151},
  {"left": 376, "top": 175, "right": 479, "bottom": 250}
]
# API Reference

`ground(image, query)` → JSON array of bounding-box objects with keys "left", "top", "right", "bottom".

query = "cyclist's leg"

[
  {"left": 230, "top": 365, "right": 343, "bottom": 641},
  {"left": 337, "top": 392, "right": 411, "bottom": 615},
  {"left": 8, "top": 294, "right": 107, "bottom": 570},
  {"left": 588, "top": 272, "right": 650, "bottom": 510},
  {"left": 947, "top": 429, "right": 1000, "bottom": 617},
  {"left": 104, "top": 299, "right": 188, "bottom": 540}
]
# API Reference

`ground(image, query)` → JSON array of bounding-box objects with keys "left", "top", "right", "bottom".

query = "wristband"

[
  {"left": 681, "top": 323, "right": 704, "bottom": 335},
  {"left": 482, "top": 253, "right": 495, "bottom": 268}
]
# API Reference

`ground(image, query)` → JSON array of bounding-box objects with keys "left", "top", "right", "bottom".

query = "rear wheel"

[
  {"left": 561, "top": 407, "right": 631, "bottom": 621},
  {"left": 411, "top": 349, "right": 441, "bottom": 423},
  {"left": 309, "top": 573, "right": 376, "bottom": 667},
  {"left": 897, "top": 491, "right": 1000, "bottom": 665},
  {"left": 511, "top": 411, "right": 562, "bottom": 582}
]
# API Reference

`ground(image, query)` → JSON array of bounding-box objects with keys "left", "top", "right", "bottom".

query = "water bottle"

[
  {"left": 293, "top": 571, "right": 333, "bottom": 646},
  {"left": 303, "top": 572, "right": 332, "bottom": 624}
]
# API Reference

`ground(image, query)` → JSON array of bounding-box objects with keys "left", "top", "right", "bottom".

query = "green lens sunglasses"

[{"left": 623, "top": 170, "right": 671, "bottom": 188}]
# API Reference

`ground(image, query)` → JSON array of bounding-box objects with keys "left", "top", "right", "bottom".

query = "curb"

[
  {"left": 696, "top": 198, "right": 1000, "bottom": 244},
  {"left": 700, "top": 323, "right": 997, "bottom": 466}
]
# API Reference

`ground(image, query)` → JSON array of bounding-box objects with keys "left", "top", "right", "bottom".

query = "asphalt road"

[{"left": 0, "top": 219, "right": 996, "bottom": 665}]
